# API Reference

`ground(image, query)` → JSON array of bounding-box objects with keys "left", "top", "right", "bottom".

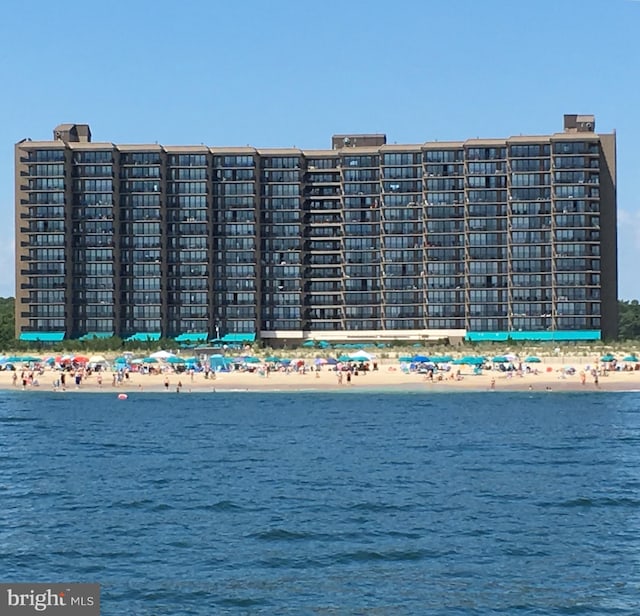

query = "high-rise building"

[{"left": 14, "top": 115, "right": 617, "bottom": 345}]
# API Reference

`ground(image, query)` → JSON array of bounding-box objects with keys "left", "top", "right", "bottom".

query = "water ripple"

[{"left": 3, "top": 391, "right": 640, "bottom": 614}]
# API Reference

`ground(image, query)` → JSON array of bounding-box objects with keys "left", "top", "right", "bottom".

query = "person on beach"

[
  {"left": 490, "top": 377, "right": 496, "bottom": 390},
  {"left": 164, "top": 376, "right": 169, "bottom": 390}
]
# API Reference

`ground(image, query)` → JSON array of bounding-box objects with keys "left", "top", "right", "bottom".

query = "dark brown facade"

[{"left": 14, "top": 115, "right": 617, "bottom": 343}]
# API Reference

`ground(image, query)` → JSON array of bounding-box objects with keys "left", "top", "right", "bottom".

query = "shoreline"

[{"left": 1, "top": 367, "right": 638, "bottom": 395}]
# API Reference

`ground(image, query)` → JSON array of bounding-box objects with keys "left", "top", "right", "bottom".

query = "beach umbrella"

[
  {"left": 325, "top": 357, "right": 338, "bottom": 365},
  {"left": 412, "top": 355, "right": 430, "bottom": 363},
  {"left": 166, "top": 356, "right": 185, "bottom": 364},
  {"left": 492, "top": 356, "right": 509, "bottom": 363},
  {"left": 243, "top": 356, "right": 261, "bottom": 363},
  {"left": 399, "top": 355, "right": 413, "bottom": 362},
  {"left": 114, "top": 356, "right": 128, "bottom": 364},
  {"left": 317, "top": 341, "right": 331, "bottom": 349},
  {"left": 461, "top": 356, "right": 485, "bottom": 365},
  {"left": 524, "top": 356, "right": 541, "bottom": 363},
  {"left": 150, "top": 350, "right": 176, "bottom": 359},
  {"left": 264, "top": 356, "right": 281, "bottom": 363},
  {"left": 350, "top": 350, "right": 374, "bottom": 361},
  {"left": 314, "top": 357, "right": 327, "bottom": 365},
  {"left": 431, "top": 355, "right": 453, "bottom": 363},
  {"left": 5, "top": 356, "right": 23, "bottom": 363},
  {"left": 20, "top": 355, "right": 42, "bottom": 363},
  {"left": 623, "top": 355, "right": 638, "bottom": 362},
  {"left": 88, "top": 355, "right": 107, "bottom": 364},
  {"left": 338, "top": 354, "right": 352, "bottom": 362},
  {"left": 142, "top": 357, "right": 159, "bottom": 364},
  {"left": 302, "top": 340, "right": 316, "bottom": 348},
  {"left": 73, "top": 355, "right": 90, "bottom": 364},
  {"left": 600, "top": 354, "right": 616, "bottom": 362}
]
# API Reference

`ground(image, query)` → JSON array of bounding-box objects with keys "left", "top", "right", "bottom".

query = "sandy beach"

[{"left": 2, "top": 355, "right": 640, "bottom": 394}]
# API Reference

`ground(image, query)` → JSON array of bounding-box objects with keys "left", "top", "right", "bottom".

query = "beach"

[{"left": 2, "top": 354, "right": 639, "bottom": 394}]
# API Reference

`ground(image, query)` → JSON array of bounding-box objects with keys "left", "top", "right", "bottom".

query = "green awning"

[
  {"left": 466, "top": 330, "right": 601, "bottom": 342},
  {"left": 19, "top": 332, "right": 65, "bottom": 342},
  {"left": 174, "top": 332, "right": 209, "bottom": 342},
  {"left": 219, "top": 333, "right": 256, "bottom": 343},
  {"left": 78, "top": 332, "right": 113, "bottom": 341},
  {"left": 125, "top": 332, "right": 161, "bottom": 342}
]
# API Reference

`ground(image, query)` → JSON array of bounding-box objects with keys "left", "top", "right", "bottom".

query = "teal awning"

[
  {"left": 78, "top": 332, "right": 113, "bottom": 341},
  {"left": 125, "top": 332, "right": 161, "bottom": 342},
  {"left": 219, "top": 333, "right": 256, "bottom": 343},
  {"left": 465, "top": 332, "right": 509, "bottom": 342},
  {"left": 174, "top": 332, "right": 209, "bottom": 342},
  {"left": 466, "top": 330, "right": 601, "bottom": 342},
  {"left": 19, "top": 332, "right": 65, "bottom": 342}
]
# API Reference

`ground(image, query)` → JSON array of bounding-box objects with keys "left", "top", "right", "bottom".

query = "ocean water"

[{"left": 1, "top": 390, "right": 640, "bottom": 615}]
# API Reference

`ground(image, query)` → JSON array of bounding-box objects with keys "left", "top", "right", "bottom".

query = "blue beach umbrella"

[{"left": 412, "top": 355, "right": 430, "bottom": 363}]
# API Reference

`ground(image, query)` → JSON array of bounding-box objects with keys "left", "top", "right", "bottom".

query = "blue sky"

[{"left": 1, "top": 0, "right": 638, "bottom": 298}]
